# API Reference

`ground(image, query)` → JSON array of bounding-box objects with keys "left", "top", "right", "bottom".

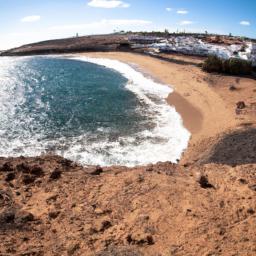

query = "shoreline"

[
  {"left": 67, "top": 55, "right": 192, "bottom": 165},
  {"left": 76, "top": 51, "right": 256, "bottom": 165},
  {"left": 74, "top": 53, "right": 204, "bottom": 136},
  {"left": 1, "top": 52, "right": 256, "bottom": 165},
  {"left": 106, "top": 56, "right": 204, "bottom": 134},
  {"left": 167, "top": 91, "right": 203, "bottom": 134},
  {"left": 77, "top": 52, "right": 237, "bottom": 145}
]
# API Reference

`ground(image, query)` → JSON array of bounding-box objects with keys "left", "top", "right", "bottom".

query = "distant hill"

[
  {"left": 1, "top": 33, "right": 255, "bottom": 69},
  {"left": 0, "top": 34, "right": 131, "bottom": 56}
]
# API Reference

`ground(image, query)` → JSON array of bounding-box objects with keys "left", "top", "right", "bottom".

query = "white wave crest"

[
  {"left": 0, "top": 56, "right": 191, "bottom": 167},
  {"left": 63, "top": 56, "right": 191, "bottom": 166}
]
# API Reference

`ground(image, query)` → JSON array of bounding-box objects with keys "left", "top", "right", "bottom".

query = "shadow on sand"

[{"left": 205, "top": 128, "right": 256, "bottom": 166}]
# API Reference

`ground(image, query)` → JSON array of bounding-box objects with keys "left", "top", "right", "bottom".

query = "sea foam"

[
  {"left": 0, "top": 56, "right": 190, "bottom": 167},
  {"left": 62, "top": 56, "right": 191, "bottom": 166}
]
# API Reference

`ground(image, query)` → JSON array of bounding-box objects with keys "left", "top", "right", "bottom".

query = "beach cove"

[
  {"left": 78, "top": 52, "right": 245, "bottom": 160},
  {"left": 1, "top": 51, "right": 256, "bottom": 255}
]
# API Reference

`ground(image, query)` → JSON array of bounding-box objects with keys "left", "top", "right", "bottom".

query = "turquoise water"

[{"left": 0, "top": 56, "right": 190, "bottom": 166}]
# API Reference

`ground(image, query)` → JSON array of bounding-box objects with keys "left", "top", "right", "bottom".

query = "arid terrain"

[{"left": 1, "top": 49, "right": 256, "bottom": 255}]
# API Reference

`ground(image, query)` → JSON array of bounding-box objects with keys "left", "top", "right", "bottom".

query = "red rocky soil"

[{"left": 0, "top": 152, "right": 256, "bottom": 256}]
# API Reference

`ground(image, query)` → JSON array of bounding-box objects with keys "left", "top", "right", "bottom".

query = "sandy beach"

[{"left": 79, "top": 52, "right": 256, "bottom": 161}]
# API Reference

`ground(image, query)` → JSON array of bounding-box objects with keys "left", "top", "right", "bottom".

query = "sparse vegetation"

[
  {"left": 202, "top": 55, "right": 223, "bottom": 73},
  {"left": 228, "top": 58, "right": 252, "bottom": 75},
  {"left": 203, "top": 55, "right": 253, "bottom": 75}
]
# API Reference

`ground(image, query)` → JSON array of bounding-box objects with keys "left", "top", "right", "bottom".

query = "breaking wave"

[{"left": 0, "top": 56, "right": 190, "bottom": 166}]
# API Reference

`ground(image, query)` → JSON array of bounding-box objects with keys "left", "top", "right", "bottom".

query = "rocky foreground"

[{"left": 1, "top": 143, "right": 256, "bottom": 256}]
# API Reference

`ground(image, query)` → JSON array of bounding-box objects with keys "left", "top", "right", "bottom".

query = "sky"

[{"left": 0, "top": 0, "right": 255, "bottom": 50}]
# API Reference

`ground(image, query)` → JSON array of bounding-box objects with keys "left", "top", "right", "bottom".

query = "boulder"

[
  {"left": 198, "top": 175, "right": 215, "bottom": 189},
  {"left": 236, "top": 101, "right": 246, "bottom": 109}
]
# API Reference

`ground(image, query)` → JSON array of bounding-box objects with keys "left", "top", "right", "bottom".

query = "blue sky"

[{"left": 0, "top": 0, "right": 255, "bottom": 49}]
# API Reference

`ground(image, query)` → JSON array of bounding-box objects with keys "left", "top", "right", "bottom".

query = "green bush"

[
  {"left": 203, "top": 55, "right": 252, "bottom": 75},
  {"left": 202, "top": 55, "right": 223, "bottom": 72},
  {"left": 222, "top": 59, "right": 230, "bottom": 73},
  {"left": 228, "top": 58, "right": 252, "bottom": 75}
]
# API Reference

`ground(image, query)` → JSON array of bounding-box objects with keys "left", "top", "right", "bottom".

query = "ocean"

[{"left": 0, "top": 56, "right": 190, "bottom": 166}]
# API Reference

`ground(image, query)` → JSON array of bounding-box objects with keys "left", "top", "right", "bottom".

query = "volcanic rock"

[
  {"left": 49, "top": 168, "right": 62, "bottom": 180},
  {"left": 236, "top": 101, "right": 246, "bottom": 109}
]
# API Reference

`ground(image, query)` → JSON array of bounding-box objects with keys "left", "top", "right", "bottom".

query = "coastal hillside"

[
  {"left": 0, "top": 34, "right": 129, "bottom": 55},
  {"left": 1, "top": 33, "right": 256, "bottom": 68}
]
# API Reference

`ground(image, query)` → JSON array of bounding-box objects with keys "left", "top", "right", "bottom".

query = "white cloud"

[
  {"left": 179, "top": 20, "right": 194, "bottom": 25},
  {"left": 177, "top": 10, "right": 188, "bottom": 15},
  {"left": 240, "top": 21, "right": 250, "bottom": 26},
  {"left": 166, "top": 7, "right": 172, "bottom": 12},
  {"left": 88, "top": 0, "right": 130, "bottom": 8},
  {"left": 21, "top": 15, "right": 41, "bottom": 22}
]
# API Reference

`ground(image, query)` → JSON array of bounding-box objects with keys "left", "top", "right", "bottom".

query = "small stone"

[
  {"left": 146, "top": 164, "right": 153, "bottom": 172},
  {"left": 198, "top": 176, "right": 215, "bottom": 189},
  {"left": 229, "top": 85, "right": 237, "bottom": 91},
  {"left": 49, "top": 169, "right": 62, "bottom": 180},
  {"left": 137, "top": 174, "right": 144, "bottom": 183},
  {"left": 46, "top": 194, "right": 58, "bottom": 204},
  {"left": 247, "top": 208, "right": 255, "bottom": 215},
  {"left": 67, "top": 243, "right": 80, "bottom": 256},
  {"left": 94, "top": 208, "right": 104, "bottom": 215},
  {"left": 0, "top": 163, "right": 13, "bottom": 172},
  {"left": 23, "top": 175, "right": 36, "bottom": 185},
  {"left": 48, "top": 210, "right": 60, "bottom": 219},
  {"left": 0, "top": 210, "right": 15, "bottom": 223},
  {"left": 219, "top": 201, "right": 225, "bottom": 208},
  {"left": 18, "top": 212, "right": 34, "bottom": 223},
  {"left": 249, "top": 184, "right": 256, "bottom": 191},
  {"left": 126, "top": 233, "right": 154, "bottom": 245},
  {"left": 219, "top": 228, "right": 226, "bottom": 236},
  {"left": 146, "top": 235, "right": 154, "bottom": 245},
  {"left": 22, "top": 237, "right": 29, "bottom": 242},
  {"left": 90, "top": 166, "right": 103, "bottom": 176},
  {"left": 30, "top": 166, "right": 44, "bottom": 177},
  {"left": 93, "top": 219, "right": 112, "bottom": 233},
  {"left": 236, "top": 101, "right": 246, "bottom": 109},
  {"left": 5, "top": 172, "right": 16, "bottom": 182},
  {"left": 16, "top": 163, "right": 30, "bottom": 173},
  {"left": 60, "top": 159, "right": 73, "bottom": 168},
  {"left": 239, "top": 178, "right": 248, "bottom": 184},
  {"left": 99, "top": 220, "right": 112, "bottom": 232}
]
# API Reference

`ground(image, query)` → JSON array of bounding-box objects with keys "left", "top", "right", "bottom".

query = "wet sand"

[
  {"left": 77, "top": 52, "right": 237, "bottom": 144},
  {"left": 167, "top": 91, "right": 203, "bottom": 134}
]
